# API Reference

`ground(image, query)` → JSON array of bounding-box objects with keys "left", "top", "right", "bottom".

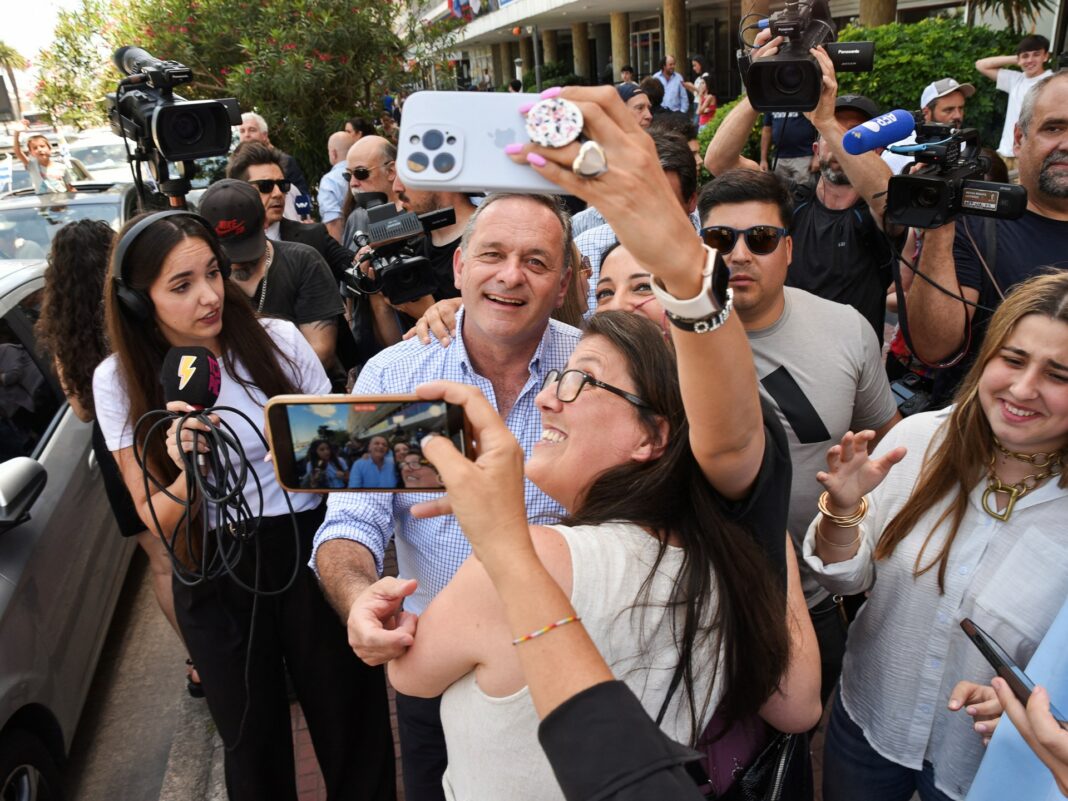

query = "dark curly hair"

[{"left": 34, "top": 219, "right": 115, "bottom": 416}]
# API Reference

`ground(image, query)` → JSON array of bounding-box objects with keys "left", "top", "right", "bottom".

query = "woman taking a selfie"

[
  {"left": 807, "top": 271, "right": 1068, "bottom": 801},
  {"left": 92, "top": 210, "right": 394, "bottom": 801},
  {"left": 385, "top": 86, "right": 821, "bottom": 800}
]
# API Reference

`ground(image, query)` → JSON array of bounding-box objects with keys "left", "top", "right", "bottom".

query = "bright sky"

[{"left": 5, "top": 0, "right": 83, "bottom": 108}]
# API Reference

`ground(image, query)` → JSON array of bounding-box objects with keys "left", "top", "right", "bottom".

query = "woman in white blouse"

[{"left": 806, "top": 271, "right": 1068, "bottom": 801}]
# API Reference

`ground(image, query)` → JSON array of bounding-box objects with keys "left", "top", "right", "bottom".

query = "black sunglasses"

[
  {"left": 248, "top": 178, "right": 291, "bottom": 194},
  {"left": 541, "top": 369, "right": 650, "bottom": 409},
  {"left": 344, "top": 160, "right": 394, "bottom": 182},
  {"left": 700, "top": 225, "right": 788, "bottom": 256}
]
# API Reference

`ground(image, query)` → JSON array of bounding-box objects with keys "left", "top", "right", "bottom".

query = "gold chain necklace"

[{"left": 981, "top": 439, "right": 1063, "bottom": 522}]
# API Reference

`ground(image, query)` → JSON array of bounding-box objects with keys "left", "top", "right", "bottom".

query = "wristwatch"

[{"left": 649, "top": 245, "right": 733, "bottom": 333}]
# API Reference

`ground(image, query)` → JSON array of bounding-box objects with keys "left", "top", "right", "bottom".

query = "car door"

[{"left": 0, "top": 273, "right": 132, "bottom": 753}]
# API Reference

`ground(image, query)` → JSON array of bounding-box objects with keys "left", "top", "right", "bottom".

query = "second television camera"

[
  {"left": 346, "top": 197, "right": 456, "bottom": 306},
  {"left": 738, "top": 0, "right": 874, "bottom": 112},
  {"left": 886, "top": 122, "right": 1027, "bottom": 229}
]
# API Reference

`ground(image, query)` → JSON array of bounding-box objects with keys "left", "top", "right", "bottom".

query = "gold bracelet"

[
  {"left": 818, "top": 491, "right": 869, "bottom": 528},
  {"left": 815, "top": 526, "right": 862, "bottom": 550}
]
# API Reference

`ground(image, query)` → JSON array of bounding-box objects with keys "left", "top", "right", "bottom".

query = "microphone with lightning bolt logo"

[{"left": 161, "top": 347, "right": 222, "bottom": 470}]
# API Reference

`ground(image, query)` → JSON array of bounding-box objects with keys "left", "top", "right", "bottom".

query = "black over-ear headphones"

[{"left": 111, "top": 209, "right": 232, "bottom": 321}]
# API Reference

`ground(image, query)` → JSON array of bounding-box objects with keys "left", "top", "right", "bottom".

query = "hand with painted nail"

[{"left": 506, "top": 86, "right": 706, "bottom": 292}]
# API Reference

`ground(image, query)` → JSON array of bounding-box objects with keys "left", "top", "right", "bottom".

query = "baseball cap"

[
  {"left": 198, "top": 179, "right": 266, "bottom": 264},
  {"left": 920, "top": 78, "right": 975, "bottom": 110},
  {"left": 835, "top": 94, "right": 880, "bottom": 120},
  {"left": 617, "top": 83, "right": 647, "bottom": 105}
]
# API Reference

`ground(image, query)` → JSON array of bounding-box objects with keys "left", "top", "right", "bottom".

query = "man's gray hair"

[
  {"left": 241, "top": 111, "right": 269, "bottom": 134},
  {"left": 1018, "top": 69, "right": 1068, "bottom": 134},
  {"left": 458, "top": 193, "right": 573, "bottom": 272}
]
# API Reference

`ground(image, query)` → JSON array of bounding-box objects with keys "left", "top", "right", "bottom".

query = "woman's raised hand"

[
  {"left": 816, "top": 430, "right": 906, "bottom": 512},
  {"left": 506, "top": 86, "right": 705, "bottom": 286}
]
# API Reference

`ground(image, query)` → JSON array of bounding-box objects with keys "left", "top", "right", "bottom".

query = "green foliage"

[
  {"left": 0, "top": 41, "right": 29, "bottom": 120},
  {"left": 521, "top": 62, "right": 583, "bottom": 91},
  {"left": 836, "top": 17, "right": 1021, "bottom": 147},
  {"left": 34, "top": 0, "right": 119, "bottom": 129},
  {"left": 33, "top": 0, "right": 456, "bottom": 186},
  {"left": 969, "top": 0, "right": 1054, "bottom": 34}
]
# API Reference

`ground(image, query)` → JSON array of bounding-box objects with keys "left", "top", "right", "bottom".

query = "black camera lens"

[
  {"left": 409, "top": 134, "right": 420, "bottom": 145},
  {"left": 915, "top": 185, "right": 942, "bottom": 209},
  {"left": 172, "top": 110, "right": 204, "bottom": 144},
  {"left": 433, "top": 153, "right": 456, "bottom": 173},
  {"left": 446, "top": 135, "right": 457, "bottom": 145},
  {"left": 423, "top": 129, "right": 445, "bottom": 150},
  {"left": 773, "top": 65, "right": 804, "bottom": 95}
]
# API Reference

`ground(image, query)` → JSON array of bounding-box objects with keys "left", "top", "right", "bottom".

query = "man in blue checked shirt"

[{"left": 312, "top": 192, "right": 579, "bottom": 801}]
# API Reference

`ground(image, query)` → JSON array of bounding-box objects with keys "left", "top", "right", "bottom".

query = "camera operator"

[
  {"left": 390, "top": 175, "right": 475, "bottom": 308},
  {"left": 904, "top": 70, "right": 1068, "bottom": 402},
  {"left": 882, "top": 78, "right": 974, "bottom": 175},
  {"left": 705, "top": 33, "right": 901, "bottom": 345}
]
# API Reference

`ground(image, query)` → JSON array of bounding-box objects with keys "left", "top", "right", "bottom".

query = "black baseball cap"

[
  {"left": 835, "top": 94, "right": 880, "bottom": 121},
  {"left": 198, "top": 179, "right": 267, "bottom": 264}
]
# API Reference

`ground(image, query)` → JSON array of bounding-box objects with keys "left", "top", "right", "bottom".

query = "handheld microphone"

[
  {"left": 842, "top": 109, "right": 916, "bottom": 156},
  {"left": 294, "top": 194, "right": 312, "bottom": 220},
  {"left": 162, "top": 347, "right": 222, "bottom": 470}
]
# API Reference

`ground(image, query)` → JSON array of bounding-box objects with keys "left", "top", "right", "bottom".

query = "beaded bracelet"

[{"left": 512, "top": 615, "right": 581, "bottom": 646}]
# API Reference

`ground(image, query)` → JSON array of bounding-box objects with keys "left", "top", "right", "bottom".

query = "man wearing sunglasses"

[
  {"left": 698, "top": 168, "right": 900, "bottom": 708},
  {"left": 705, "top": 32, "right": 901, "bottom": 346},
  {"left": 226, "top": 142, "right": 356, "bottom": 289}
]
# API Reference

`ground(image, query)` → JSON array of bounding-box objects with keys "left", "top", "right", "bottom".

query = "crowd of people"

[{"left": 17, "top": 24, "right": 1068, "bottom": 801}]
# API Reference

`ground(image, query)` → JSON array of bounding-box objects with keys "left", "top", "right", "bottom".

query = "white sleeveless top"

[{"left": 438, "top": 521, "right": 724, "bottom": 801}]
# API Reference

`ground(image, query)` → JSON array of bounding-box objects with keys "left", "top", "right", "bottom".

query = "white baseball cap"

[{"left": 920, "top": 78, "right": 976, "bottom": 109}]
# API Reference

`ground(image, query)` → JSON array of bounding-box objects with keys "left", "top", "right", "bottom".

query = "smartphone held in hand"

[
  {"left": 397, "top": 91, "right": 560, "bottom": 195},
  {"left": 265, "top": 394, "right": 474, "bottom": 493},
  {"left": 961, "top": 617, "right": 1068, "bottom": 726}
]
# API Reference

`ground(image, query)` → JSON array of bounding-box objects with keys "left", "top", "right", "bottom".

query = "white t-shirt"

[
  {"left": 996, "top": 68, "right": 1052, "bottom": 157},
  {"left": 28, "top": 158, "right": 72, "bottom": 194},
  {"left": 92, "top": 318, "right": 328, "bottom": 518}
]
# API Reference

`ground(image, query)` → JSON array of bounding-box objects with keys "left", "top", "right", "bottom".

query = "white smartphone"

[{"left": 396, "top": 91, "right": 562, "bottom": 195}]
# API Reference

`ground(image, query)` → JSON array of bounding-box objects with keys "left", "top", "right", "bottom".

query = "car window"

[
  {"left": 0, "top": 289, "right": 64, "bottom": 465},
  {"left": 0, "top": 202, "right": 121, "bottom": 254},
  {"left": 67, "top": 143, "right": 129, "bottom": 173}
]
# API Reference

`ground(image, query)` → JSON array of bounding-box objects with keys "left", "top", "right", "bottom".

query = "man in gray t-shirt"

[{"left": 699, "top": 169, "right": 900, "bottom": 703}]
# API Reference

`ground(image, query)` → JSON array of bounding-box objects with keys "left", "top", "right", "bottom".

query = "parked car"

[
  {"left": 0, "top": 184, "right": 141, "bottom": 260},
  {"left": 0, "top": 157, "right": 93, "bottom": 196},
  {"left": 0, "top": 258, "right": 135, "bottom": 799}
]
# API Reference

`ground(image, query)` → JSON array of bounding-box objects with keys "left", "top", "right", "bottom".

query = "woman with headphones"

[{"left": 91, "top": 210, "right": 395, "bottom": 801}]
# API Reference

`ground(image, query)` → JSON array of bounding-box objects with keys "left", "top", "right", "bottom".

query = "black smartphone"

[
  {"left": 960, "top": 617, "right": 1068, "bottom": 725},
  {"left": 265, "top": 394, "right": 474, "bottom": 493}
]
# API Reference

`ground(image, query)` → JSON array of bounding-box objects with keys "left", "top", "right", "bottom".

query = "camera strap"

[
  {"left": 968, "top": 217, "right": 1007, "bottom": 302},
  {"left": 889, "top": 229, "right": 972, "bottom": 370}
]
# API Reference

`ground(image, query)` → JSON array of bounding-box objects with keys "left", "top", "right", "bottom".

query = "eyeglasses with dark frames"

[
  {"left": 540, "top": 369, "right": 650, "bottom": 409},
  {"left": 344, "top": 160, "right": 394, "bottom": 182},
  {"left": 699, "top": 225, "right": 788, "bottom": 256},
  {"left": 247, "top": 178, "right": 292, "bottom": 194}
]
